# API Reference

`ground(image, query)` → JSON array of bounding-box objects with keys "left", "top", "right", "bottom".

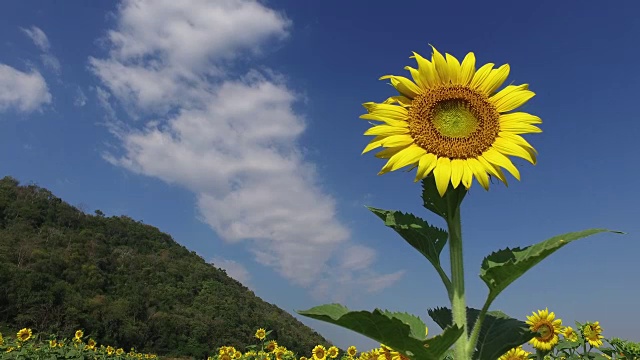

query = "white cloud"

[
  {"left": 93, "top": 0, "right": 404, "bottom": 298},
  {"left": 210, "top": 257, "right": 252, "bottom": 287},
  {"left": 21, "top": 26, "right": 50, "bottom": 52},
  {"left": 21, "top": 26, "right": 61, "bottom": 74},
  {"left": 74, "top": 87, "right": 87, "bottom": 107},
  {"left": 0, "top": 64, "right": 51, "bottom": 113}
]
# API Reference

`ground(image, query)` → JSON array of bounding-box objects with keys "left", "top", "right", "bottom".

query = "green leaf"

[
  {"left": 421, "top": 176, "right": 466, "bottom": 220},
  {"left": 480, "top": 229, "right": 623, "bottom": 302},
  {"left": 556, "top": 339, "right": 580, "bottom": 351},
  {"left": 428, "top": 307, "right": 535, "bottom": 360},
  {"left": 298, "top": 304, "right": 463, "bottom": 360}
]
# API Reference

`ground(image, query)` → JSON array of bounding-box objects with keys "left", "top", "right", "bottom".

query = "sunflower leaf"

[
  {"left": 421, "top": 175, "right": 467, "bottom": 220},
  {"left": 367, "top": 207, "right": 452, "bottom": 296},
  {"left": 480, "top": 229, "right": 623, "bottom": 302},
  {"left": 298, "top": 304, "right": 463, "bottom": 360},
  {"left": 428, "top": 307, "right": 535, "bottom": 360}
]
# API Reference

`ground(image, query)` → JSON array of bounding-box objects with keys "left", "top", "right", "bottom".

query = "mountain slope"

[{"left": 0, "top": 176, "right": 332, "bottom": 358}]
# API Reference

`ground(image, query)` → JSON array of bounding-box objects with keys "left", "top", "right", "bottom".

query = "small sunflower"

[
  {"left": 525, "top": 308, "right": 562, "bottom": 351},
  {"left": 49, "top": 339, "right": 57, "bottom": 348},
  {"left": 235, "top": 351, "right": 243, "bottom": 359},
  {"left": 498, "top": 346, "right": 532, "bottom": 360},
  {"left": 87, "top": 338, "right": 96, "bottom": 350},
  {"left": 328, "top": 346, "right": 339, "bottom": 358},
  {"left": 347, "top": 346, "right": 357, "bottom": 357},
  {"left": 255, "top": 328, "right": 267, "bottom": 340},
  {"left": 116, "top": 348, "right": 124, "bottom": 355},
  {"left": 107, "top": 346, "right": 115, "bottom": 355},
  {"left": 220, "top": 354, "right": 233, "bottom": 360},
  {"left": 562, "top": 326, "right": 578, "bottom": 342},
  {"left": 265, "top": 340, "right": 278, "bottom": 353},
  {"left": 582, "top": 321, "right": 604, "bottom": 347},
  {"left": 74, "top": 329, "right": 83, "bottom": 341},
  {"left": 313, "top": 345, "right": 327, "bottom": 360},
  {"left": 300, "top": 357, "right": 308, "bottom": 360},
  {"left": 361, "top": 45, "right": 540, "bottom": 196},
  {"left": 16, "top": 328, "right": 32, "bottom": 342}
]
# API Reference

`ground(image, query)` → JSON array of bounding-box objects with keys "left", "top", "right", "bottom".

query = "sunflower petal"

[
  {"left": 493, "top": 137, "right": 536, "bottom": 164},
  {"left": 379, "top": 134, "right": 415, "bottom": 148},
  {"left": 382, "top": 96, "right": 413, "bottom": 107},
  {"left": 499, "top": 122, "right": 542, "bottom": 134},
  {"left": 481, "top": 148, "right": 521, "bottom": 180},
  {"left": 364, "top": 125, "right": 409, "bottom": 136},
  {"left": 411, "top": 51, "right": 440, "bottom": 87},
  {"left": 431, "top": 45, "right": 450, "bottom": 84},
  {"left": 499, "top": 132, "right": 538, "bottom": 155},
  {"left": 375, "top": 145, "right": 409, "bottom": 159},
  {"left": 499, "top": 112, "right": 542, "bottom": 125},
  {"left": 404, "top": 66, "right": 425, "bottom": 89},
  {"left": 467, "top": 158, "right": 490, "bottom": 190},
  {"left": 379, "top": 145, "right": 427, "bottom": 173},
  {"left": 477, "top": 155, "right": 507, "bottom": 185},
  {"left": 360, "top": 114, "right": 409, "bottom": 127},
  {"left": 446, "top": 53, "right": 461, "bottom": 84},
  {"left": 450, "top": 159, "right": 464, "bottom": 188},
  {"left": 433, "top": 157, "right": 452, "bottom": 196},
  {"left": 459, "top": 52, "right": 476, "bottom": 86},
  {"left": 362, "top": 135, "right": 386, "bottom": 154},
  {"left": 492, "top": 87, "right": 536, "bottom": 113},
  {"left": 379, "top": 75, "right": 421, "bottom": 99},
  {"left": 470, "top": 62, "right": 495, "bottom": 90},
  {"left": 478, "top": 64, "right": 510, "bottom": 95},
  {"left": 461, "top": 161, "right": 473, "bottom": 188},
  {"left": 414, "top": 153, "right": 437, "bottom": 182}
]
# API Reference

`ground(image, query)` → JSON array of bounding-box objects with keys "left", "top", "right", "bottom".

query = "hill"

[{"left": 0, "top": 176, "right": 333, "bottom": 358}]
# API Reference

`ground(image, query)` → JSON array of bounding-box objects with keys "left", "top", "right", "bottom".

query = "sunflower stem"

[{"left": 445, "top": 191, "right": 468, "bottom": 360}]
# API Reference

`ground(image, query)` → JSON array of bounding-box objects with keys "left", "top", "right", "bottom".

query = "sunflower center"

[
  {"left": 407, "top": 85, "right": 500, "bottom": 159},
  {"left": 535, "top": 323, "right": 554, "bottom": 342}
]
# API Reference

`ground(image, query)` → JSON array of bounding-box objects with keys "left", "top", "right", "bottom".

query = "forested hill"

[{"left": 0, "top": 176, "right": 332, "bottom": 358}]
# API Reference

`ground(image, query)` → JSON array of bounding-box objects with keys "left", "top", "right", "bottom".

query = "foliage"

[{"left": 0, "top": 176, "right": 333, "bottom": 359}]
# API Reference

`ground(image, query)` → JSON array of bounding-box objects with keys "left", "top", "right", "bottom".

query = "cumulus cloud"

[
  {"left": 0, "top": 64, "right": 51, "bottom": 113},
  {"left": 93, "top": 0, "right": 403, "bottom": 298},
  {"left": 210, "top": 257, "right": 252, "bottom": 287},
  {"left": 21, "top": 26, "right": 61, "bottom": 74}
]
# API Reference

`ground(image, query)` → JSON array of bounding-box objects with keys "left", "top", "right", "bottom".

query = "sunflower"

[
  {"left": 582, "top": 321, "right": 604, "bottom": 347},
  {"left": 313, "top": 345, "right": 327, "bottom": 360},
  {"left": 49, "top": 339, "right": 57, "bottom": 348},
  {"left": 87, "top": 338, "right": 97, "bottom": 350},
  {"left": 74, "top": 329, "right": 83, "bottom": 341},
  {"left": 361, "top": 45, "right": 540, "bottom": 196},
  {"left": 116, "top": 348, "right": 124, "bottom": 356},
  {"left": 275, "top": 347, "right": 286, "bottom": 360},
  {"left": 347, "top": 346, "right": 357, "bottom": 357},
  {"left": 16, "top": 328, "right": 32, "bottom": 342},
  {"left": 107, "top": 346, "right": 115, "bottom": 355},
  {"left": 0, "top": 333, "right": 3, "bottom": 346},
  {"left": 255, "top": 328, "right": 267, "bottom": 340},
  {"left": 525, "top": 308, "right": 562, "bottom": 351},
  {"left": 562, "top": 326, "right": 578, "bottom": 342},
  {"left": 265, "top": 340, "right": 278, "bottom": 353},
  {"left": 328, "top": 346, "right": 339, "bottom": 358},
  {"left": 498, "top": 346, "right": 532, "bottom": 360},
  {"left": 300, "top": 357, "right": 308, "bottom": 360}
]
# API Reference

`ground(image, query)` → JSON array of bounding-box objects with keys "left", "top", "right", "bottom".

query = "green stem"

[
  {"left": 466, "top": 296, "right": 493, "bottom": 357},
  {"left": 446, "top": 196, "right": 468, "bottom": 360}
]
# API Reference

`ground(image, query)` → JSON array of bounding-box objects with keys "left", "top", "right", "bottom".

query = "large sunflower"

[
  {"left": 361, "top": 45, "right": 540, "bottom": 196},
  {"left": 525, "top": 308, "right": 563, "bottom": 351}
]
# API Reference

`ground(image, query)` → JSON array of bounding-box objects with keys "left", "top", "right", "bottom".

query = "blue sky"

[{"left": 1, "top": 0, "right": 639, "bottom": 352}]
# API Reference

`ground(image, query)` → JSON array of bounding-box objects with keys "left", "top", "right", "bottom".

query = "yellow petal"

[
  {"left": 379, "top": 75, "right": 421, "bottom": 99},
  {"left": 375, "top": 145, "right": 410, "bottom": 160},
  {"left": 382, "top": 96, "right": 412, "bottom": 107},
  {"left": 404, "top": 66, "right": 425, "bottom": 89},
  {"left": 493, "top": 137, "right": 536, "bottom": 164},
  {"left": 477, "top": 64, "right": 510, "bottom": 95},
  {"left": 499, "top": 122, "right": 542, "bottom": 134},
  {"left": 450, "top": 159, "right": 464, "bottom": 188},
  {"left": 467, "top": 158, "right": 489, "bottom": 190},
  {"left": 364, "top": 125, "right": 410, "bottom": 136},
  {"left": 470, "top": 62, "right": 494, "bottom": 90},
  {"left": 492, "top": 87, "right": 536, "bottom": 113},
  {"left": 458, "top": 52, "right": 476, "bottom": 86},
  {"left": 433, "top": 157, "right": 452, "bottom": 196},
  {"left": 461, "top": 161, "right": 474, "bottom": 188},
  {"left": 477, "top": 155, "right": 507, "bottom": 185},
  {"left": 431, "top": 45, "right": 450, "bottom": 84},
  {"left": 362, "top": 102, "right": 409, "bottom": 118},
  {"left": 360, "top": 114, "right": 408, "bottom": 127},
  {"left": 362, "top": 135, "right": 386, "bottom": 154},
  {"left": 411, "top": 52, "right": 440, "bottom": 87},
  {"left": 379, "top": 145, "right": 427, "bottom": 173},
  {"left": 499, "top": 112, "right": 542, "bottom": 125},
  {"left": 446, "top": 53, "right": 461, "bottom": 84},
  {"left": 481, "top": 147, "right": 521, "bottom": 180},
  {"left": 414, "top": 153, "right": 437, "bottom": 182},
  {"left": 379, "top": 134, "right": 415, "bottom": 148},
  {"left": 499, "top": 132, "right": 538, "bottom": 155}
]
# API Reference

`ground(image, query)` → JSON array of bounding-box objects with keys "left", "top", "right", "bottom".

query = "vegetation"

[{"left": 0, "top": 176, "right": 333, "bottom": 359}]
